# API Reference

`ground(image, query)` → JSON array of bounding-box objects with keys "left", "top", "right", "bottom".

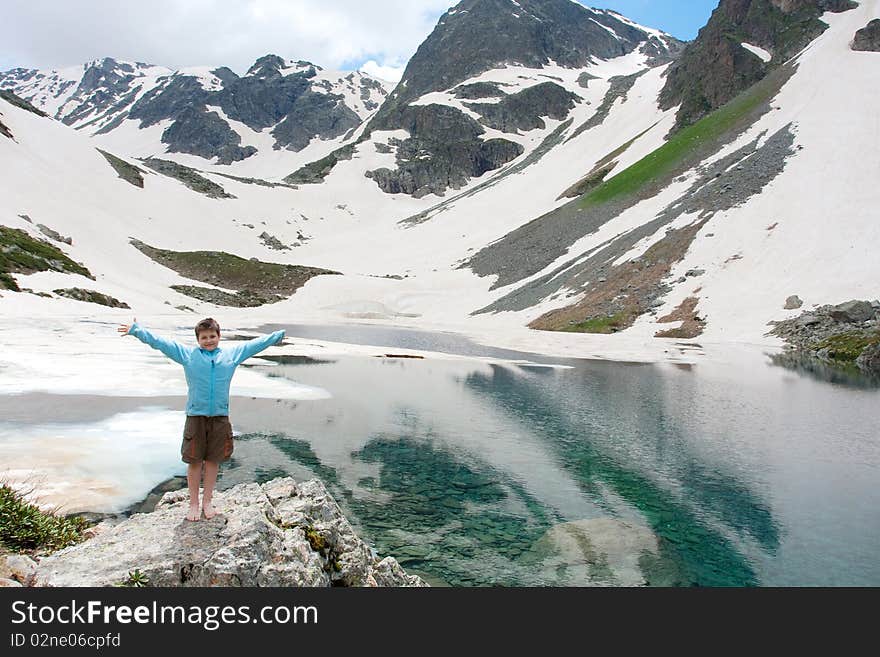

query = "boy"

[{"left": 118, "top": 317, "right": 285, "bottom": 521}]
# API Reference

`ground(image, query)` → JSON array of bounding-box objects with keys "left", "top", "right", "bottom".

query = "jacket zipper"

[{"left": 210, "top": 357, "right": 215, "bottom": 416}]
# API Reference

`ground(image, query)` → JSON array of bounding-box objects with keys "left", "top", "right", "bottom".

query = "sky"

[{"left": 0, "top": 1, "right": 720, "bottom": 82}]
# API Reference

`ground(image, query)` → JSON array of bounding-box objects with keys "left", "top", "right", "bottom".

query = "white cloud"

[
  {"left": 2, "top": 0, "right": 455, "bottom": 74},
  {"left": 358, "top": 60, "right": 406, "bottom": 84}
]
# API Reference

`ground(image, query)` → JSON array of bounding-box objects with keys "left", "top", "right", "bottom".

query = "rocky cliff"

[{"left": 659, "top": 0, "right": 857, "bottom": 131}]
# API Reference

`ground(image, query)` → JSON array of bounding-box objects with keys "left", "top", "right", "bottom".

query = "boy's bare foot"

[
  {"left": 202, "top": 502, "right": 216, "bottom": 520},
  {"left": 186, "top": 504, "right": 200, "bottom": 522}
]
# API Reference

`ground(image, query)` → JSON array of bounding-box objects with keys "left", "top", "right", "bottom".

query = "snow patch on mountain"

[
  {"left": 310, "top": 69, "right": 391, "bottom": 119},
  {"left": 175, "top": 67, "right": 225, "bottom": 92},
  {"left": 741, "top": 42, "right": 773, "bottom": 62}
]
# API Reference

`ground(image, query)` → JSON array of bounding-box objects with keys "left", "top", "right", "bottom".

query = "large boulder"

[
  {"left": 827, "top": 300, "right": 875, "bottom": 323},
  {"left": 784, "top": 295, "right": 803, "bottom": 309},
  {"left": 33, "top": 478, "right": 427, "bottom": 587}
]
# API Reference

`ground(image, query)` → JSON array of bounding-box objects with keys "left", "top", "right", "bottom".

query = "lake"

[{"left": 1, "top": 323, "right": 878, "bottom": 586}]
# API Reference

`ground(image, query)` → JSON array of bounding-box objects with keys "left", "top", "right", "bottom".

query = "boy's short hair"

[{"left": 195, "top": 317, "right": 221, "bottom": 337}]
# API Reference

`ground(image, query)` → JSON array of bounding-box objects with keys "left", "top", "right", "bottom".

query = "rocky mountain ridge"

[{"left": 0, "top": 56, "right": 390, "bottom": 164}]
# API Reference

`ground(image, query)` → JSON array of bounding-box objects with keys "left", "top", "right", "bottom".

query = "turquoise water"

[{"left": 209, "top": 328, "right": 880, "bottom": 587}]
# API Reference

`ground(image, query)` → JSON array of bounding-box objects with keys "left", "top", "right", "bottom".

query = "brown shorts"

[{"left": 182, "top": 415, "right": 234, "bottom": 464}]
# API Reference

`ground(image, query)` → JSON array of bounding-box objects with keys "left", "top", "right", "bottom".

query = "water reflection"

[
  {"left": 227, "top": 356, "right": 776, "bottom": 585},
  {"left": 462, "top": 364, "right": 768, "bottom": 586},
  {"left": 768, "top": 351, "right": 880, "bottom": 389}
]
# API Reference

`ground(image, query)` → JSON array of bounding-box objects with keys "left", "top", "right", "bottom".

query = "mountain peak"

[
  {"left": 246, "top": 55, "right": 320, "bottom": 78},
  {"left": 374, "top": 0, "right": 681, "bottom": 125}
]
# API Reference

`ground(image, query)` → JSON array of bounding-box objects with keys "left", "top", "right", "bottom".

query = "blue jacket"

[{"left": 128, "top": 323, "right": 285, "bottom": 416}]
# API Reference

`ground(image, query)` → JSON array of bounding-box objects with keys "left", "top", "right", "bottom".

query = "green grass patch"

[
  {"left": 814, "top": 331, "right": 880, "bottom": 363},
  {"left": 131, "top": 240, "right": 340, "bottom": 301},
  {"left": 559, "top": 162, "right": 617, "bottom": 199},
  {"left": 561, "top": 312, "right": 632, "bottom": 334},
  {"left": 0, "top": 484, "right": 89, "bottom": 553},
  {"left": 97, "top": 149, "right": 145, "bottom": 188},
  {"left": 53, "top": 287, "right": 130, "bottom": 308},
  {"left": 581, "top": 66, "right": 791, "bottom": 208},
  {"left": 284, "top": 144, "right": 355, "bottom": 185},
  {"left": 0, "top": 226, "right": 92, "bottom": 291},
  {"left": 594, "top": 122, "right": 660, "bottom": 169},
  {"left": 141, "top": 158, "right": 234, "bottom": 199},
  {"left": 212, "top": 172, "right": 297, "bottom": 189}
]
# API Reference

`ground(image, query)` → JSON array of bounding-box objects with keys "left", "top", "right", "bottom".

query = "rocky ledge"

[
  {"left": 768, "top": 299, "right": 880, "bottom": 376},
  {"left": 16, "top": 478, "right": 427, "bottom": 587}
]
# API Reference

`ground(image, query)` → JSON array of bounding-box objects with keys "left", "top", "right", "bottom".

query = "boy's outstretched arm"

[
  {"left": 233, "top": 329, "right": 285, "bottom": 365},
  {"left": 119, "top": 318, "right": 191, "bottom": 365}
]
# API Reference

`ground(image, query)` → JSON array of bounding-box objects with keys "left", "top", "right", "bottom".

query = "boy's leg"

[
  {"left": 186, "top": 461, "right": 203, "bottom": 522},
  {"left": 201, "top": 460, "right": 220, "bottom": 519}
]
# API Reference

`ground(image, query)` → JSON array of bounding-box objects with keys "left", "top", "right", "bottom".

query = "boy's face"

[{"left": 197, "top": 330, "right": 220, "bottom": 351}]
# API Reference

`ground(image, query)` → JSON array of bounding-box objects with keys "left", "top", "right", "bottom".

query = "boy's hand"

[{"left": 117, "top": 317, "right": 137, "bottom": 336}]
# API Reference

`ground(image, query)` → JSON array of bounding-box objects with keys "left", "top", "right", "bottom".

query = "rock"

[
  {"left": 33, "top": 478, "right": 427, "bottom": 588},
  {"left": 52, "top": 288, "right": 130, "bottom": 309},
  {"left": 37, "top": 223, "right": 73, "bottom": 245},
  {"left": 795, "top": 313, "right": 821, "bottom": 327},
  {"left": 464, "top": 82, "right": 580, "bottom": 133},
  {"left": 784, "top": 295, "right": 803, "bottom": 310},
  {"left": 0, "top": 578, "right": 23, "bottom": 587},
  {"left": 852, "top": 19, "right": 880, "bottom": 52},
  {"left": 530, "top": 517, "right": 663, "bottom": 587},
  {"left": 685, "top": 269, "right": 705, "bottom": 278},
  {"left": 856, "top": 343, "right": 880, "bottom": 375},
  {"left": 828, "top": 300, "right": 874, "bottom": 323},
  {"left": 2, "top": 554, "right": 38, "bottom": 585},
  {"left": 815, "top": 347, "right": 833, "bottom": 362},
  {"left": 258, "top": 231, "right": 290, "bottom": 251},
  {"left": 373, "top": 556, "right": 427, "bottom": 587},
  {"left": 366, "top": 104, "right": 523, "bottom": 197}
]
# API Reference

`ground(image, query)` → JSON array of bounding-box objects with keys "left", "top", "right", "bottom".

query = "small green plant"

[
  {"left": 0, "top": 484, "right": 88, "bottom": 553},
  {"left": 304, "top": 526, "right": 327, "bottom": 552},
  {"left": 119, "top": 569, "right": 150, "bottom": 587},
  {"left": 96, "top": 148, "right": 145, "bottom": 188}
]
